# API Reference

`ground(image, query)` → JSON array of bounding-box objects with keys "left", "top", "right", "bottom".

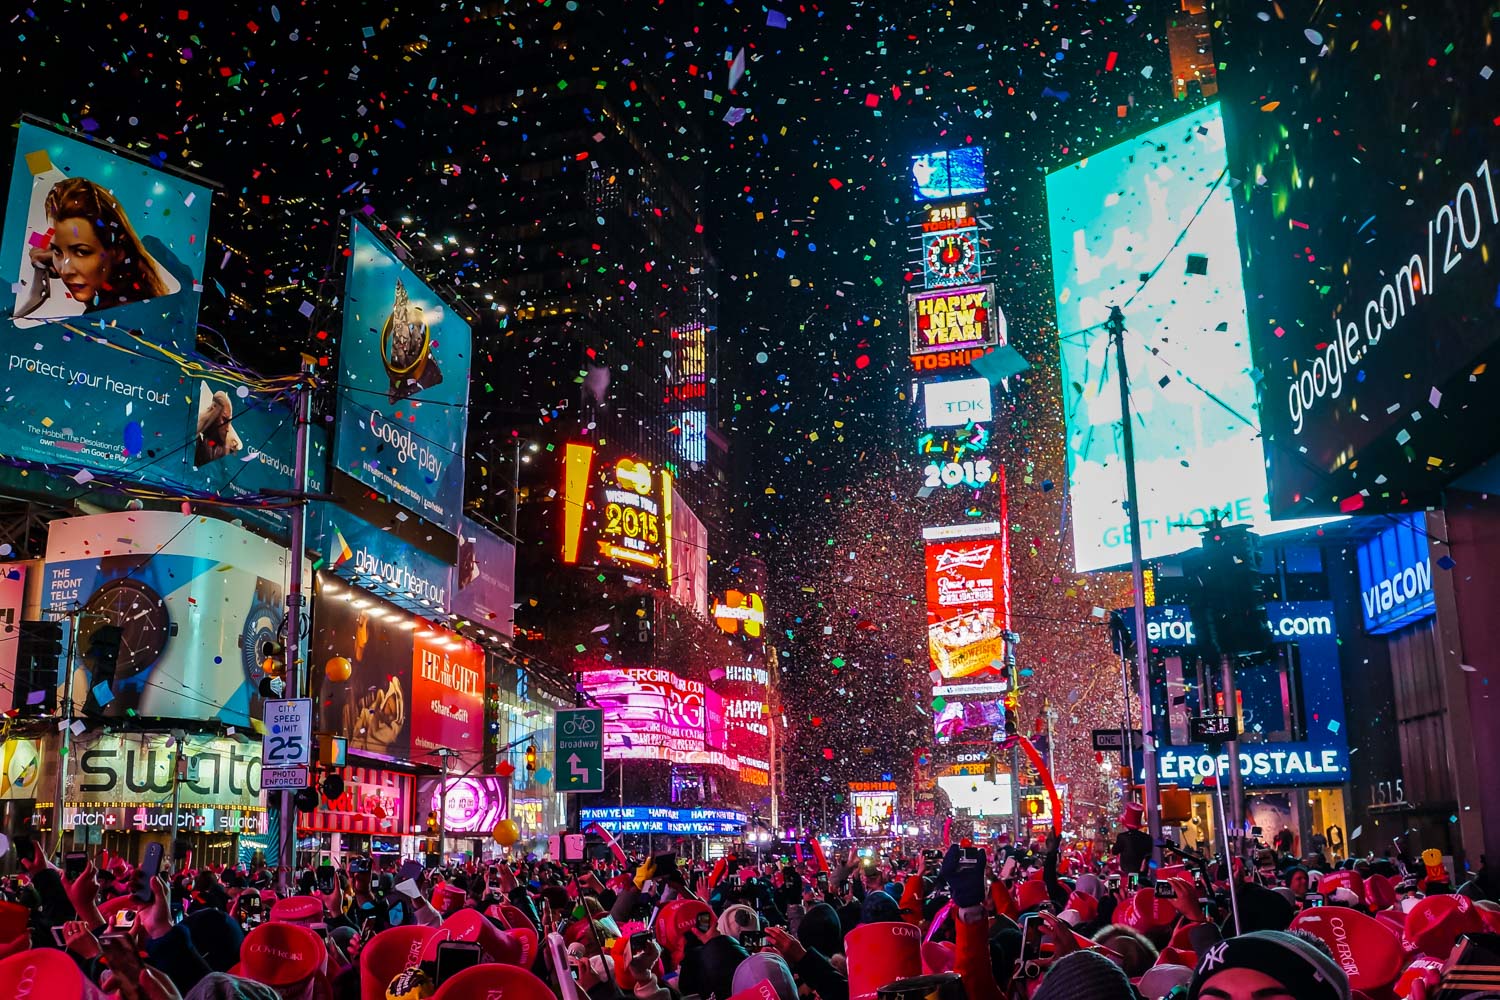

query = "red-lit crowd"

[{"left": 0, "top": 806, "right": 1496, "bottom": 1000}]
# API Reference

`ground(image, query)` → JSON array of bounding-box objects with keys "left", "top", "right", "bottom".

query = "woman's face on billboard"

[{"left": 50, "top": 215, "right": 113, "bottom": 304}]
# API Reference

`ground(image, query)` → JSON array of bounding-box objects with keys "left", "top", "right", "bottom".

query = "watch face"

[
  {"left": 80, "top": 579, "right": 169, "bottom": 679},
  {"left": 925, "top": 231, "right": 979, "bottom": 286}
]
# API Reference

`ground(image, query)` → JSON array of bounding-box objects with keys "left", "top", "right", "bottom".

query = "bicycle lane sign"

[{"left": 555, "top": 708, "right": 604, "bottom": 793}]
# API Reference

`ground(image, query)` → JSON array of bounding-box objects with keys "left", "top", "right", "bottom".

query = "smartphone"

[
  {"left": 136, "top": 842, "right": 164, "bottom": 903},
  {"left": 630, "top": 930, "right": 656, "bottom": 952},
  {"left": 1127, "top": 873, "right": 1140, "bottom": 890},
  {"left": 51, "top": 925, "right": 70, "bottom": 948},
  {"left": 100, "top": 935, "right": 145, "bottom": 986},
  {"left": 1154, "top": 879, "right": 1176, "bottom": 899},
  {"left": 740, "top": 929, "right": 767, "bottom": 949},
  {"left": 1016, "top": 915, "right": 1045, "bottom": 979},
  {"left": 65, "top": 852, "right": 89, "bottom": 881},
  {"left": 1305, "top": 893, "right": 1324, "bottom": 907},
  {"left": 787, "top": 904, "right": 804, "bottom": 938},
  {"left": 435, "top": 940, "right": 484, "bottom": 985},
  {"left": 317, "top": 864, "right": 337, "bottom": 894},
  {"left": 1106, "top": 874, "right": 1120, "bottom": 890}
]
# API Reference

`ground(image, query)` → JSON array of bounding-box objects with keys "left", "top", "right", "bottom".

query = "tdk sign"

[
  {"left": 1356, "top": 513, "right": 1436, "bottom": 635},
  {"left": 924, "top": 377, "right": 993, "bottom": 428}
]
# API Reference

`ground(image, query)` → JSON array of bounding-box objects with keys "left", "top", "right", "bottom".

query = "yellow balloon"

[
  {"left": 493, "top": 819, "right": 520, "bottom": 846},
  {"left": 325, "top": 657, "right": 352, "bottom": 683}
]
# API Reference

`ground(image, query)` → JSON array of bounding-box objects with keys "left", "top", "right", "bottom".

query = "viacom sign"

[
  {"left": 923, "top": 377, "right": 993, "bottom": 428},
  {"left": 1356, "top": 513, "right": 1436, "bottom": 635}
]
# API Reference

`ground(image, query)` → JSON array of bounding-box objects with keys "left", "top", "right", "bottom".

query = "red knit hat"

[{"left": 1403, "top": 894, "right": 1484, "bottom": 957}]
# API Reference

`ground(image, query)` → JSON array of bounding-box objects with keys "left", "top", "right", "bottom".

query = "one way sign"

[{"left": 555, "top": 708, "right": 605, "bottom": 794}]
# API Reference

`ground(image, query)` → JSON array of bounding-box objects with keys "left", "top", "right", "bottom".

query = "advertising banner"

[
  {"left": 416, "top": 775, "right": 508, "bottom": 835},
  {"left": 668, "top": 490, "right": 708, "bottom": 617},
  {"left": 1219, "top": 4, "right": 1500, "bottom": 514},
  {"left": 923, "top": 377, "right": 992, "bottom": 428},
  {"left": 578, "top": 667, "right": 733, "bottom": 767},
  {"left": 336, "top": 219, "right": 471, "bottom": 534},
  {"left": 298, "top": 765, "right": 411, "bottom": 835},
  {"left": 1132, "top": 602, "right": 1351, "bottom": 789},
  {"left": 311, "top": 576, "right": 483, "bottom": 770},
  {"left": 315, "top": 503, "right": 453, "bottom": 611},
  {"left": 0, "top": 122, "right": 211, "bottom": 478},
  {"left": 561, "top": 444, "right": 672, "bottom": 585},
  {"left": 43, "top": 511, "right": 293, "bottom": 726},
  {"left": 925, "top": 532, "right": 1010, "bottom": 683},
  {"left": 714, "top": 661, "right": 771, "bottom": 783},
  {"left": 68, "top": 731, "right": 264, "bottom": 810},
  {"left": 0, "top": 567, "right": 23, "bottom": 707},
  {"left": 410, "top": 629, "right": 485, "bottom": 772},
  {"left": 1045, "top": 103, "right": 1333, "bottom": 572},
  {"left": 1356, "top": 513, "right": 1435, "bottom": 635},
  {"left": 579, "top": 806, "right": 747, "bottom": 836},
  {"left": 908, "top": 283, "right": 1002, "bottom": 357},
  {"left": 454, "top": 517, "right": 516, "bottom": 636}
]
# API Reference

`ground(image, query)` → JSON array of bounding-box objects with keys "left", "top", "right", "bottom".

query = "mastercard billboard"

[{"left": 924, "top": 527, "right": 1011, "bottom": 684}]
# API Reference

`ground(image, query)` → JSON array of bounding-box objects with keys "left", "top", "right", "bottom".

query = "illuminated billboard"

[
  {"left": 910, "top": 148, "right": 986, "bottom": 202},
  {"left": 715, "top": 661, "right": 771, "bottom": 784},
  {"left": 1219, "top": 4, "right": 1500, "bottom": 515},
  {"left": 909, "top": 283, "right": 1002, "bottom": 357},
  {"left": 578, "top": 667, "right": 733, "bottom": 767},
  {"left": 562, "top": 444, "right": 672, "bottom": 584},
  {"left": 417, "top": 776, "right": 508, "bottom": 835},
  {"left": 1045, "top": 103, "right": 1332, "bottom": 572},
  {"left": 923, "top": 377, "right": 992, "bottom": 429},
  {"left": 925, "top": 528, "right": 1011, "bottom": 683},
  {"left": 849, "top": 781, "right": 898, "bottom": 834}
]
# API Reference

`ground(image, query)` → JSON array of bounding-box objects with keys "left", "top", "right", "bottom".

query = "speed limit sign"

[{"left": 262, "top": 698, "right": 313, "bottom": 768}]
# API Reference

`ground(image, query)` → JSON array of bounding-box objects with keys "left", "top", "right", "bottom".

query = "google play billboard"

[{"left": 1045, "top": 103, "right": 1333, "bottom": 573}]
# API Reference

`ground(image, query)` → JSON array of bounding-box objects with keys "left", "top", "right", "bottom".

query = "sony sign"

[{"left": 923, "top": 377, "right": 993, "bottom": 428}]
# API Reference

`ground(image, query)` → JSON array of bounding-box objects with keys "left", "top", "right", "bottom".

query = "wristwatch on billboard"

[
  {"left": 238, "top": 577, "right": 284, "bottom": 691},
  {"left": 80, "top": 578, "right": 169, "bottom": 678}
]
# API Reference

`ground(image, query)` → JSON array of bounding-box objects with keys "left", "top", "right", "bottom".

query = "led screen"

[
  {"left": 911, "top": 148, "right": 987, "bottom": 201},
  {"left": 925, "top": 532, "right": 1010, "bottom": 683},
  {"left": 578, "top": 667, "right": 732, "bottom": 766},
  {"left": 715, "top": 661, "right": 771, "bottom": 783},
  {"left": 849, "top": 784, "right": 898, "bottom": 834},
  {"left": 1046, "top": 103, "right": 1333, "bottom": 572},
  {"left": 1219, "top": 3, "right": 1500, "bottom": 515},
  {"left": 909, "top": 283, "right": 1002, "bottom": 358},
  {"left": 562, "top": 445, "right": 672, "bottom": 585},
  {"left": 937, "top": 772, "right": 1013, "bottom": 818}
]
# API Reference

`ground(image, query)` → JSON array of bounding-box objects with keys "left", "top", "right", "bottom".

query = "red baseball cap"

[
  {"left": 1128, "top": 888, "right": 1176, "bottom": 931},
  {"left": 1318, "top": 870, "right": 1365, "bottom": 899},
  {"left": 1015, "top": 880, "right": 1050, "bottom": 913},
  {"left": 236, "top": 921, "right": 328, "bottom": 989},
  {"left": 1403, "top": 894, "right": 1484, "bottom": 957},
  {"left": 1291, "top": 906, "right": 1404, "bottom": 991},
  {"left": 360, "top": 926, "right": 440, "bottom": 1000},
  {"left": 431, "top": 962, "right": 555, "bottom": 1000},
  {"left": 0, "top": 948, "right": 106, "bottom": 1000},
  {"left": 271, "top": 896, "right": 325, "bottom": 926}
]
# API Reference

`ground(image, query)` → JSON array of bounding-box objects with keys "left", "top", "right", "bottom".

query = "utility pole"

[
  {"left": 170, "top": 730, "right": 186, "bottom": 862},
  {"left": 276, "top": 355, "right": 316, "bottom": 892},
  {"left": 432, "top": 748, "right": 461, "bottom": 863},
  {"left": 767, "top": 646, "right": 780, "bottom": 830},
  {"left": 52, "top": 609, "right": 79, "bottom": 855},
  {"left": 1109, "top": 305, "right": 1163, "bottom": 866}
]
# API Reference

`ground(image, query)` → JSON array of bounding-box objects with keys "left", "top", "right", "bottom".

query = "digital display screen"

[
  {"left": 578, "top": 667, "right": 732, "bottom": 767},
  {"left": 911, "top": 148, "right": 987, "bottom": 201},
  {"left": 1220, "top": 3, "right": 1500, "bottom": 514},
  {"left": 1046, "top": 103, "right": 1334, "bottom": 573},
  {"left": 908, "top": 283, "right": 1003, "bottom": 357},
  {"left": 849, "top": 785, "right": 898, "bottom": 834},
  {"left": 925, "top": 531, "right": 1011, "bottom": 683},
  {"left": 562, "top": 445, "right": 672, "bottom": 584}
]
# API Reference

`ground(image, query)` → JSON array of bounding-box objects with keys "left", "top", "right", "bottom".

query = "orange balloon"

[
  {"left": 325, "top": 657, "right": 352, "bottom": 683},
  {"left": 493, "top": 819, "right": 520, "bottom": 846}
]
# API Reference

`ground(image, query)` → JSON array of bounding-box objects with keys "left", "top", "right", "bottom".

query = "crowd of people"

[{"left": 0, "top": 808, "right": 1497, "bottom": 1000}]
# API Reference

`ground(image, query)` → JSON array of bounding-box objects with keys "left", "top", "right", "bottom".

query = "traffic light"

[
  {"left": 15, "top": 620, "right": 64, "bottom": 714},
  {"left": 84, "top": 624, "right": 124, "bottom": 686},
  {"left": 525, "top": 741, "right": 538, "bottom": 772},
  {"left": 1186, "top": 522, "right": 1274, "bottom": 658}
]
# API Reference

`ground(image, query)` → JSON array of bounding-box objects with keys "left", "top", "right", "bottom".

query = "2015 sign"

[{"left": 924, "top": 459, "right": 993, "bottom": 488}]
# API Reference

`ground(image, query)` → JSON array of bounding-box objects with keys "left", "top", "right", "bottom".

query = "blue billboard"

[
  {"left": 335, "top": 220, "right": 471, "bottom": 534},
  {"left": 1135, "top": 602, "right": 1351, "bottom": 788},
  {"left": 910, "top": 148, "right": 986, "bottom": 202},
  {"left": 579, "top": 806, "right": 747, "bottom": 836},
  {"left": 0, "top": 121, "right": 212, "bottom": 480},
  {"left": 1356, "top": 513, "right": 1435, "bottom": 635}
]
